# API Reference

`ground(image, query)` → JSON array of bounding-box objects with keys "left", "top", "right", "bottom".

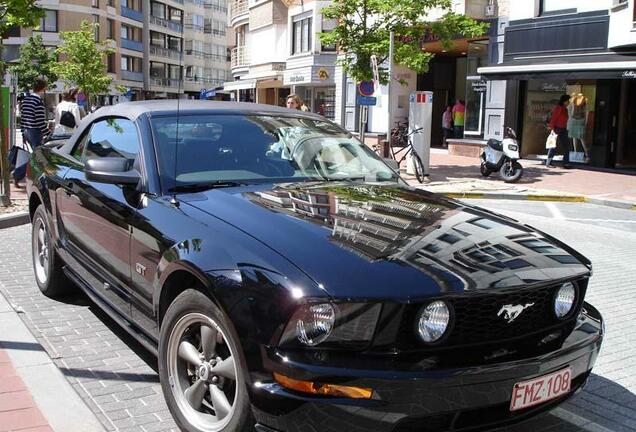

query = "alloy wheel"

[
  {"left": 167, "top": 313, "right": 238, "bottom": 432},
  {"left": 33, "top": 217, "right": 49, "bottom": 284}
]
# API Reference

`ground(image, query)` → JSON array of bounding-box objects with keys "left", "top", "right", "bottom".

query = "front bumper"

[{"left": 249, "top": 303, "right": 603, "bottom": 432}]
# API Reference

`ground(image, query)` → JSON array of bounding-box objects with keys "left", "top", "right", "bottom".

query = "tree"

[
  {"left": 0, "top": 0, "right": 43, "bottom": 205},
  {"left": 53, "top": 21, "right": 115, "bottom": 108},
  {"left": 320, "top": 0, "right": 489, "bottom": 84},
  {"left": 9, "top": 35, "right": 58, "bottom": 92}
]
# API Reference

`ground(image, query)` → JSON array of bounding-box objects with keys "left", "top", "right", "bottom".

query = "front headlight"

[
  {"left": 279, "top": 303, "right": 382, "bottom": 349},
  {"left": 508, "top": 144, "right": 518, "bottom": 151},
  {"left": 417, "top": 301, "right": 451, "bottom": 343},
  {"left": 555, "top": 282, "right": 577, "bottom": 319}
]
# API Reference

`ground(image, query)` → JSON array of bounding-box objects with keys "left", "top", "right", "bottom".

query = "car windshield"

[{"left": 150, "top": 114, "right": 401, "bottom": 191}]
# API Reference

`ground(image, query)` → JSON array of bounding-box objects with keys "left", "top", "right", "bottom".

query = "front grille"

[{"left": 399, "top": 279, "right": 587, "bottom": 350}]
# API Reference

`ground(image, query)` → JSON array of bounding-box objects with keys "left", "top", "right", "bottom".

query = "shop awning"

[
  {"left": 478, "top": 61, "right": 636, "bottom": 80},
  {"left": 223, "top": 79, "right": 256, "bottom": 91}
]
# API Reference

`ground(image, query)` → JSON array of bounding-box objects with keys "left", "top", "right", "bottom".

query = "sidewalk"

[
  {"left": 0, "top": 291, "right": 105, "bottom": 432},
  {"left": 405, "top": 149, "right": 636, "bottom": 208}
]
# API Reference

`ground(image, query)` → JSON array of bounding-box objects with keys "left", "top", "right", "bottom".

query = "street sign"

[
  {"left": 200, "top": 88, "right": 216, "bottom": 99},
  {"left": 357, "top": 95, "right": 377, "bottom": 106},
  {"left": 358, "top": 81, "right": 375, "bottom": 97}
]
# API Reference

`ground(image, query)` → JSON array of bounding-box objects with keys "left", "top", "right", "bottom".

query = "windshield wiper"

[{"left": 168, "top": 181, "right": 247, "bottom": 193}]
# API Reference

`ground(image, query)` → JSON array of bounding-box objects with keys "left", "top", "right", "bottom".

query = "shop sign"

[
  {"left": 289, "top": 74, "right": 307, "bottom": 83},
  {"left": 317, "top": 67, "right": 330, "bottom": 81},
  {"left": 622, "top": 71, "right": 636, "bottom": 79},
  {"left": 541, "top": 82, "right": 567, "bottom": 92},
  {"left": 471, "top": 80, "right": 488, "bottom": 93}
]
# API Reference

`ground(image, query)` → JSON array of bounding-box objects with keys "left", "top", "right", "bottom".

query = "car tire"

[
  {"left": 159, "top": 289, "right": 253, "bottom": 432},
  {"left": 31, "top": 204, "right": 71, "bottom": 297}
]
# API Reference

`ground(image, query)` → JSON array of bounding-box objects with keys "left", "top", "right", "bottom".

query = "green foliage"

[
  {"left": 320, "top": 0, "right": 489, "bottom": 84},
  {"left": 0, "top": 0, "right": 43, "bottom": 32},
  {"left": 9, "top": 35, "right": 58, "bottom": 91},
  {"left": 52, "top": 21, "right": 115, "bottom": 106}
]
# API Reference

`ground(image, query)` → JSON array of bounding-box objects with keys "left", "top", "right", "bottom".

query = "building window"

[
  {"left": 107, "top": 53, "right": 115, "bottom": 72},
  {"left": 150, "top": 31, "right": 165, "bottom": 47},
  {"left": 151, "top": 2, "right": 166, "bottom": 18},
  {"left": 108, "top": 0, "right": 114, "bottom": 6},
  {"left": 92, "top": 0, "right": 99, "bottom": 7},
  {"left": 321, "top": 16, "right": 336, "bottom": 52},
  {"left": 122, "top": 55, "right": 142, "bottom": 72},
  {"left": 38, "top": 10, "right": 57, "bottom": 32},
  {"left": 93, "top": 15, "right": 100, "bottom": 40},
  {"left": 151, "top": 61, "right": 166, "bottom": 78},
  {"left": 107, "top": 19, "right": 115, "bottom": 39},
  {"left": 539, "top": 0, "right": 576, "bottom": 15},
  {"left": 292, "top": 16, "right": 312, "bottom": 55}
]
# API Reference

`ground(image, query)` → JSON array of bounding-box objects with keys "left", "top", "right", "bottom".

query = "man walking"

[
  {"left": 13, "top": 78, "right": 49, "bottom": 187},
  {"left": 452, "top": 99, "right": 465, "bottom": 139}
]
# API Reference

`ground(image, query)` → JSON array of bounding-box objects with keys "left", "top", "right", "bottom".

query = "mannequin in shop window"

[{"left": 567, "top": 93, "right": 591, "bottom": 163}]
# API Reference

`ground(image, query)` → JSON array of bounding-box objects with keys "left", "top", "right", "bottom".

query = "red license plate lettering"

[{"left": 510, "top": 368, "right": 572, "bottom": 411}]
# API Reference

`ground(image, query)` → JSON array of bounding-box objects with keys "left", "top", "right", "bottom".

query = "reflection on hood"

[{"left": 244, "top": 183, "right": 588, "bottom": 292}]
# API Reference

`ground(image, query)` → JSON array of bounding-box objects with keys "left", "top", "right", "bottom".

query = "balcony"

[
  {"left": 149, "top": 15, "right": 183, "bottom": 33},
  {"left": 121, "top": 70, "right": 144, "bottom": 82},
  {"left": 230, "top": 0, "right": 248, "bottom": 26},
  {"left": 231, "top": 46, "right": 249, "bottom": 69},
  {"left": 120, "top": 6, "right": 143, "bottom": 22},
  {"left": 149, "top": 45, "right": 183, "bottom": 61},
  {"left": 121, "top": 38, "right": 143, "bottom": 52}
]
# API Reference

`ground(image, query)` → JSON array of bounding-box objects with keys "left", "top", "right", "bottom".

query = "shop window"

[
  {"left": 315, "top": 87, "right": 335, "bottom": 120},
  {"left": 292, "top": 16, "right": 312, "bottom": 55},
  {"left": 38, "top": 10, "right": 57, "bottom": 32}
]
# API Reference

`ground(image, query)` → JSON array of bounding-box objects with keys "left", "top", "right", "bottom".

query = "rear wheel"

[
  {"left": 31, "top": 205, "right": 71, "bottom": 297},
  {"left": 159, "top": 289, "right": 253, "bottom": 432},
  {"left": 412, "top": 152, "right": 426, "bottom": 183},
  {"left": 500, "top": 160, "right": 523, "bottom": 183}
]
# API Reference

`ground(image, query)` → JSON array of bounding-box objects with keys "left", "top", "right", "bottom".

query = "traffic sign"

[
  {"left": 358, "top": 81, "right": 375, "bottom": 97},
  {"left": 357, "top": 95, "right": 377, "bottom": 106}
]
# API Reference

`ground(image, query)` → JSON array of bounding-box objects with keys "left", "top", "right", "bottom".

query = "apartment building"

[
  {"left": 225, "top": 0, "right": 337, "bottom": 118},
  {"left": 479, "top": 0, "right": 636, "bottom": 169},
  {"left": 1, "top": 0, "right": 231, "bottom": 102}
]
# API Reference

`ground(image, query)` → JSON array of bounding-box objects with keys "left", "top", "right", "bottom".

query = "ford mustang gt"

[{"left": 27, "top": 101, "right": 603, "bottom": 432}]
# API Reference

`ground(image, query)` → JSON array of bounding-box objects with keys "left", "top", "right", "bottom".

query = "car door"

[{"left": 57, "top": 117, "right": 142, "bottom": 317}]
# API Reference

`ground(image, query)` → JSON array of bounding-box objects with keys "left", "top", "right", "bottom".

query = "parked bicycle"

[
  {"left": 375, "top": 126, "right": 426, "bottom": 183},
  {"left": 391, "top": 120, "right": 409, "bottom": 147}
]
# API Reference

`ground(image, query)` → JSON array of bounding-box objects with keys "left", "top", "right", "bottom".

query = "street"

[{"left": 0, "top": 200, "right": 634, "bottom": 432}]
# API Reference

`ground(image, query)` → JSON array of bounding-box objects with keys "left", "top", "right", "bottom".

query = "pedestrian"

[
  {"left": 452, "top": 99, "right": 465, "bottom": 139},
  {"left": 53, "top": 88, "right": 82, "bottom": 136},
  {"left": 286, "top": 94, "right": 302, "bottom": 110},
  {"left": 547, "top": 94, "right": 572, "bottom": 169},
  {"left": 12, "top": 78, "right": 49, "bottom": 187},
  {"left": 442, "top": 105, "right": 453, "bottom": 147}
]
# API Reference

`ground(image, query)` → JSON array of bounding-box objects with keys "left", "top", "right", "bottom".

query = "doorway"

[{"left": 617, "top": 80, "right": 636, "bottom": 169}]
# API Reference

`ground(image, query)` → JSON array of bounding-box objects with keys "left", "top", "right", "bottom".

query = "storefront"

[{"left": 284, "top": 65, "right": 336, "bottom": 119}]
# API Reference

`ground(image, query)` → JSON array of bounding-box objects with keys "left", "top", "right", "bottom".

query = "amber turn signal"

[{"left": 273, "top": 373, "right": 373, "bottom": 399}]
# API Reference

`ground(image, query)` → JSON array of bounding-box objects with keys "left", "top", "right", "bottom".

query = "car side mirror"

[
  {"left": 383, "top": 158, "right": 399, "bottom": 171},
  {"left": 85, "top": 157, "right": 140, "bottom": 185}
]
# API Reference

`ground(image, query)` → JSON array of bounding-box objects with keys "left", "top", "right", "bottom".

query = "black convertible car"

[{"left": 27, "top": 101, "right": 603, "bottom": 432}]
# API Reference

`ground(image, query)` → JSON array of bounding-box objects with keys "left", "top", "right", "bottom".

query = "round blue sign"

[{"left": 358, "top": 81, "right": 375, "bottom": 97}]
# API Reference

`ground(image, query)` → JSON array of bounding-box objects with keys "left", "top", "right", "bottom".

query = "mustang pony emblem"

[{"left": 497, "top": 303, "right": 535, "bottom": 323}]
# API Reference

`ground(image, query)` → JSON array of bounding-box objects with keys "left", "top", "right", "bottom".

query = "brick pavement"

[
  {"left": 0, "top": 349, "right": 53, "bottom": 432},
  {"left": 0, "top": 215, "right": 634, "bottom": 432}
]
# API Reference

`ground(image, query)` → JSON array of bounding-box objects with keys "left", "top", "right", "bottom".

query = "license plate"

[{"left": 510, "top": 368, "right": 572, "bottom": 411}]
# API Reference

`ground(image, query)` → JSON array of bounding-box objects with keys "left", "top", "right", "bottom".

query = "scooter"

[{"left": 480, "top": 127, "right": 523, "bottom": 183}]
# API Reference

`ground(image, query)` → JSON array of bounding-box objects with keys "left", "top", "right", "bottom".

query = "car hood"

[{"left": 182, "top": 182, "right": 591, "bottom": 300}]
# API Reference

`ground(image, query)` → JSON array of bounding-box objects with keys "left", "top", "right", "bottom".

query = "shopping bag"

[
  {"left": 545, "top": 131, "right": 557, "bottom": 149},
  {"left": 570, "top": 151, "right": 585, "bottom": 163}
]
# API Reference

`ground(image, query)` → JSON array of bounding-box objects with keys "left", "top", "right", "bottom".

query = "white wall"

[
  {"left": 509, "top": 0, "right": 613, "bottom": 20},
  {"left": 609, "top": 0, "right": 636, "bottom": 48},
  {"left": 248, "top": 23, "right": 288, "bottom": 65}
]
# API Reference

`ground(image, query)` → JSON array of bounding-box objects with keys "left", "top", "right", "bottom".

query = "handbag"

[
  {"left": 60, "top": 110, "right": 76, "bottom": 128},
  {"left": 545, "top": 131, "right": 557, "bottom": 149}
]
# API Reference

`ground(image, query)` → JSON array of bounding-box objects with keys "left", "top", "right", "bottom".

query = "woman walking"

[
  {"left": 53, "top": 88, "right": 81, "bottom": 135},
  {"left": 547, "top": 94, "right": 572, "bottom": 169}
]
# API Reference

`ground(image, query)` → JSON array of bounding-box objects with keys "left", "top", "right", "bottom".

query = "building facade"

[
  {"left": 1, "top": 0, "right": 231, "bottom": 103},
  {"left": 480, "top": 0, "right": 636, "bottom": 169},
  {"left": 225, "top": 0, "right": 337, "bottom": 118}
]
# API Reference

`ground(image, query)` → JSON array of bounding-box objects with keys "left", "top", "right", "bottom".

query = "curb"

[
  {"left": 0, "top": 210, "right": 30, "bottom": 229},
  {"left": 440, "top": 192, "right": 636, "bottom": 210}
]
